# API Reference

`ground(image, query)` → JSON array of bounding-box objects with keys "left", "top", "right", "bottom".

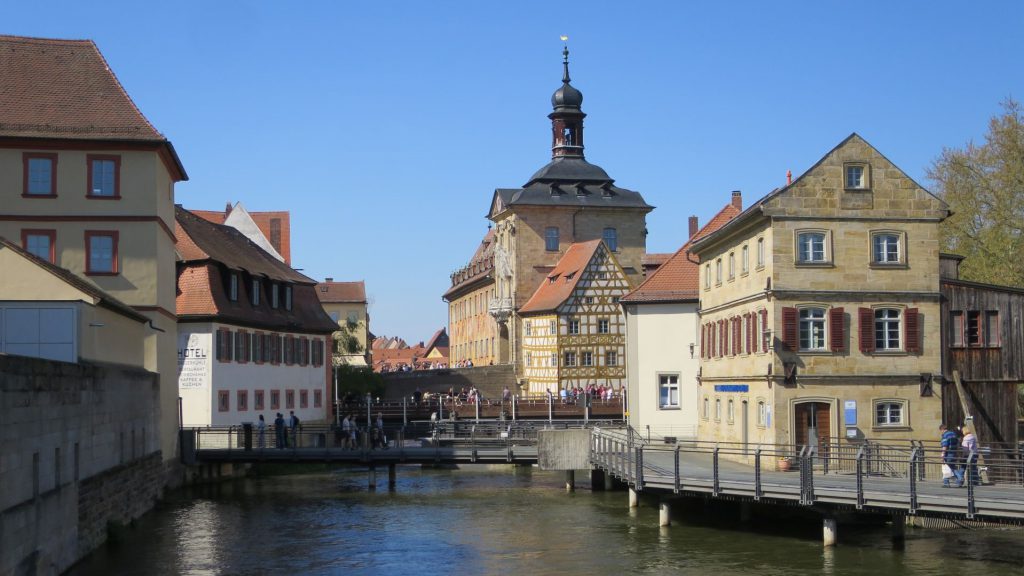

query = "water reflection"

[{"left": 71, "top": 466, "right": 1024, "bottom": 576}]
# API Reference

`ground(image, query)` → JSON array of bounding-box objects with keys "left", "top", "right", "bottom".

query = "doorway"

[{"left": 794, "top": 401, "right": 831, "bottom": 454}]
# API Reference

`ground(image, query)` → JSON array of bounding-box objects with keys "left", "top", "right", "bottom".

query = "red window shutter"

[
  {"left": 829, "top": 307, "right": 845, "bottom": 352},
  {"left": 905, "top": 308, "right": 920, "bottom": 353},
  {"left": 734, "top": 318, "right": 740, "bottom": 355},
  {"left": 858, "top": 308, "right": 875, "bottom": 353},
  {"left": 720, "top": 320, "right": 726, "bottom": 358},
  {"left": 746, "top": 313, "right": 753, "bottom": 354},
  {"left": 700, "top": 324, "right": 706, "bottom": 359},
  {"left": 782, "top": 307, "right": 798, "bottom": 350}
]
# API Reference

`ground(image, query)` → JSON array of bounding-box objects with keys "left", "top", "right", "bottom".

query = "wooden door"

[{"left": 794, "top": 402, "right": 831, "bottom": 451}]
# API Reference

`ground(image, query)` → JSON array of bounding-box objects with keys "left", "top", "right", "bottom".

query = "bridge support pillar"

[
  {"left": 388, "top": 464, "right": 397, "bottom": 490},
  {"left": 891, "top": 515, "right": 906, "bottom": 549},
  {"left": 369, "top": 464, "right": 377, "bottom": 491},
  {"left": 590, "top": 469, "right": 606, "bottom": 491},
  {"left": 604, "top": 473, "right": 614, "bottom": 491},
  {"left": 565, "top": 470, "right": 575, "bottom": 492},
  {"left": 740, "top": 501, "right": 752, "bottom": 524},
  {"left": 659, "top": 501, "right": 671, "bottom": 527},
  {"left": 628, "top": 488, "right": 639, "bottom": 508},
  {"left": 823, "top": 518, "right": 837, "bottom": 547}
]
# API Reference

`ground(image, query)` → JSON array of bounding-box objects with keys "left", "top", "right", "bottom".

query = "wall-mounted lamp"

[{"left": 688, "top": 343, "right": 696, "bottom": 358}]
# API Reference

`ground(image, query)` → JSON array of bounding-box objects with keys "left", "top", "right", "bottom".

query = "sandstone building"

[
  {"left": 316, "top": 279, "right": 371, "bottom": 367},
  {"left": 690, "top": 134, "right": 949, "bottom": 453}
]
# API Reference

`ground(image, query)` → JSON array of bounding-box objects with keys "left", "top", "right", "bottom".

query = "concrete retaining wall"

[
  {"left": 538, "top": 428, "right": 592, "bottom": 470},
  {"left": 381, "top": 364, "right": 515, "bottom": 401},
  {"left": 0, "top": 354, "right": 164, "bottom": 575}
]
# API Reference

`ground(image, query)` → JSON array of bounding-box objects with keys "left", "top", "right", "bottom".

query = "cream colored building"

[
  {"left": 622, "top": 199, "right": 740, "bottom": 440},
  {"left": 690, "top": 134, "right": 949, "bottom": 458},
  {"left": 445, "top": 229, "right": 499, "bottom": 366},
  {"left": 316, "top": 279, "right": 371, "bottom": 366},
  {"left": 0, "top": 36, "right": 187, "bottom": 466},
  {"left": 519, "top": 240, "right": 630, "bottom": 394}
]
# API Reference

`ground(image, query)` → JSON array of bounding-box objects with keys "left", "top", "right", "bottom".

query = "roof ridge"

[
  {"left": 0, "top": 34, "right": 94, "bottom": 45},
  {"left": 86, "top": 39, "right": 165, "bottom": 140}
]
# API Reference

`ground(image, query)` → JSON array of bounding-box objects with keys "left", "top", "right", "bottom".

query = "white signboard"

[{"left": 177, "top": 332, "right": 211, "bottom": 390}]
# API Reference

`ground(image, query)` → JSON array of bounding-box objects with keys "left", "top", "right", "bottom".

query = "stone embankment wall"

[
  {"left": 0, "top": 355, "right": 164, "bottom": 575},
  {"left": 380, "top": 364, "right": 515, "bottom": 401}
]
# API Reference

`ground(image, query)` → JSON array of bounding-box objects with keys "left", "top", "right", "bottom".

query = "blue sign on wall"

[{"left": 714, "top": 385, "right": 749, "bottom": 393}]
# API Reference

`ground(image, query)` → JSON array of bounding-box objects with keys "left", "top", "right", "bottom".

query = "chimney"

[
  {"left": 325, "top": 277, "right": 334, "bottom": 282},
  {"left": 224, "top": 202, "right": 232, "bottom": 215},
  {"left": 688, "top": 216, "right": 699, "bottom": 238},
  {"left": 787, "top": 170, "right": 792, "bottom": 185},
  {"left": 731, "top": 191, "right": 742, "bottom": 210}
]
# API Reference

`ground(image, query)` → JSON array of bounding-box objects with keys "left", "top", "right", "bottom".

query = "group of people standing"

[
  {"left": 255, "top": 411, "right": 300, "bottom": 449},
  {"left": 939, "top": 423, "right": 981, "bottom": 487},
  {"left": 333, "top": 413, "right": 388, "bottom": 449}
]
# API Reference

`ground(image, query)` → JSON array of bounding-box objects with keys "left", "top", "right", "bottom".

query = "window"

[
  {"left": 255, "top": 390, "right": 265, "bottom": 411},
  {"left": 272, "top": 284, "right": 280, "bottom": 309},
  {"left": 603, "top": 227, "right": 618, "bottom": 251},
  {"left": 87, "top": 155, "right": 120, "bottom": 198},
  {"left": 564, "top": 351, "right": 577, "bottom": 366},
  {"left": 799, "top": 308, "right": 827, "bottom": 351},
  {"left": 285, "top": 285, "right": 292, "bottom": 310},
  {"left": 757, "top": 237, "right": 765, "bottom": 268},
  {"left": 949, "top": 311, "right": 964, "bottom": 347},
  {"left": 22, "top": 230, "right": 56, "bottom": 263},
  {"left": 741, "top": 245, "right": 749, "bottom": 273},
  {"left": 659, "top": 374, "right": 679, "bottom": 409},
  {"left": 286, "top": 390, "right": 295, "bottom": 409},
  {"left": 271, "top": 390, "right": 280, "bottom": 410},
  {"left": 524, "top": 351, "right": 532, "bottom": 366},
  {"left": 218, "top": 391, "right": 230, "bottom": 412},
  {"left": 23, "top": 153, "right": 57, "bottom": 197},
  {"left": 251, "top": 280, "right": 261, "bottom": 306},
  {"left": 702, "top": 397, "right": 709, "bottom": 420},
  {"left": 728, "top": 252, "right": 735, "bottom": 280},
  {"left": 550, "top": 352, "right": 557, "bottom": 366},
  {"left": 549, "top": 319, "right": 557, "bottom": 334},
  {"left": 715, "top": 259, "right": 722, "bottom": 284},
  {"left": 84, "top": 231, "right": 118, "bottom": 275},
  {"left": 985, "top": 311, "right": 1000, "bottom": 346},
  {"left": 874, "top": 401, "right": 905, "bottom": 426},
  {"left": 569, "top": 318, "right": 580, "bottom": 334},
  {"left": 545, "top": 227, "right": 559, "bottom": 251},
  {"left": 582, "top": 351, "right": 593, "bottom": 366},
  {"left": 237, "top": 390, "right": 248, "bottom": 412},
  {"left": 961, "top": 310, "right": 1000, "bottom": 347},
  {"left": 229, "top": 273, "right": 239, "bottom": 301},
  {"left": 704, "top": 264, "right": 711, "bottom": 289},
  {"left": 584, "top": 296, "right": 594, "bottom": 304},
  {"left": 314, "top": 390, "right": 323, "bottom": 408},
  {"left": 966, "top": 311, "right": 981, "bottom": 346},
  {"left": 525, "top": 321, "right": 532, "bottom": 336},
  {"left": 605, "top": 350, "right": 617, "bottom": 366},
  {"left": 845, "top": 164, "right": 868, "bottom": 189},
  {"left": 300, "top": 390, "right": 309, "bottom": 409},
  {"left": 875, "top": 308, "right": 901, "bottom": 350},
  {"left": 715, "top": 398, "right": 722, "bottom": 421},
  {"left": 757, "top": 400, "right": 767, "bottom": 426},
  {"left": 598, "top": 319, "right": 609, "bottom": 334},
  {"left": 727, "top": 399, "right": 735, "bottom": 423},
  {"left": 797, "top": 232, "right": 827, "bottom": 263},
  {"left": 872, "top": 233, "right": 902, "bottom": 264}
]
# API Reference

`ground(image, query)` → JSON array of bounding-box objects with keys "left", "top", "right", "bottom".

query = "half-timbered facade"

[{"left": 519, "top": 240, "right": 630, "bottom": 394}]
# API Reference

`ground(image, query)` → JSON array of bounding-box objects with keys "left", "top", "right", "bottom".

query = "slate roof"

[
  {"left": 519, "top": 240, "right": 603, "bottom": 314},
  {"left": 175, "top": 207, "right": 336, "bottom": 333},
  {"left": 0, "top": 35, "right": 187, "bottom": 179},
  {"left": 621, "top": 203, "right": 741, "bottom": 304},
  {"left": 0, "top": 236, "right": 147, "bottom": 323},
  {"left": 316, "top": 281, "right": 367, "bottom": 304}
]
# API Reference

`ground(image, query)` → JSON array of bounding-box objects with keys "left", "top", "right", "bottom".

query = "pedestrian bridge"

[{"left": 590, "top": 427, "right": 1024, "bottom": 524}]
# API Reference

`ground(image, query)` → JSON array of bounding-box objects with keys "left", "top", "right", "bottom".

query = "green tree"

[
  {"left": 929, "top": 99, "right": 1024, "bottom": 286},
  {"left": 333, "top": 318, "right": 364, "bottom": 355}
]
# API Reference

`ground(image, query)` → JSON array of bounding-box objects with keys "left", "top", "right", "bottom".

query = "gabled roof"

[
  {"left": 689, "top": 133, "right": 949, "bottom": 254},
  {"left": 519, "top": 240, "right": 603, "bottom": 314},
  {"left": 176, "top": 206, "right": 311, "bottom": 285},
  {"left": 622, "top": 202, "right": 741, "bottom": 304},
  {"left": 223, "top": 202, "right": 285, "bottom": 262},
  {"left": 316, "top": 280, "right": 367, "bottom": 304},
  {"left": 424, "top": 327, "right": 449, "bottom": 354},
  {"left": 0, "top": 35, "right": 187, "bottom": 180},
  {"left": 0, "top": 236, "right": 147, "bottom": 323},
  {"left": 192, "top": 203, "right": 292, "bottom": 265}
]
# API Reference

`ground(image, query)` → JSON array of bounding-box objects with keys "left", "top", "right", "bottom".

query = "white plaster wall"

[{"left": 626, "top": 303, "right": 700, "bottom": 439}]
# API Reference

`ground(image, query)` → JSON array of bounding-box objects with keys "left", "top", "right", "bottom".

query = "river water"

[{"left": 70, "top": 465, "right": 1024, "bottom": 575}]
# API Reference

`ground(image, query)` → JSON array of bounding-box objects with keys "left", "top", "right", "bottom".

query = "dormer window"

[
  {"left": 251, "top": 279, "right": 261, "bottom": 306},
  {"left": 271, "top": 283, "right": 280, "bottom": 309},
  {"left": 229, "top": 273, "right": 239, "bottom": 301},
  {"left": 284, "top": 285, "right": 293, "bottom": 310}
]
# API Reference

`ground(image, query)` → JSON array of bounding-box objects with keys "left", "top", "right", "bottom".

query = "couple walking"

[{"left": 940, "top": 423, "right": 980, "bottom": 487}]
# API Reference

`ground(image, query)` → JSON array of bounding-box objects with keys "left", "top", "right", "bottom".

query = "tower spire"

[
  {"left": 550, "top": 41, "right": 585, "bottom": 159},
  {"left": 562, "top": 45, "right": 571, "bottom": 84}
]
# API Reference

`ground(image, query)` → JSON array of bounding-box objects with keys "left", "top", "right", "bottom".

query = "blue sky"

[{"left": 7, "top": 2, "right": 1023, "bottom": 342}]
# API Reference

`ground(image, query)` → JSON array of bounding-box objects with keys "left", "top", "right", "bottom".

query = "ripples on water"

[{"left": 70, "top": 465, "right": 1024, "bottom": 576}]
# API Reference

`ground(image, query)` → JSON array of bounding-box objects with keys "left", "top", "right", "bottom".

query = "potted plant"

[{"left": 778, "top": 456, "right": 792, "bottom": 472}]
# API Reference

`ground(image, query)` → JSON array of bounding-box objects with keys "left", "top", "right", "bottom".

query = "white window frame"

[
  {"left": 741, "top": 244, "right": 749, "bottom": 274},
  {"left": 871, "top": 231, "right": 904, "bottom": 265},
  {"left": 658, "top": 374, "right": 680, "bottom": 410},
  {"left": 756, "top": 237, "right": 765, "bottom": 268},
  {"left": 874, "top": 399, "right": 906, "bottom": 427},
  {"left": 799, "top": 307, "right": 828, "bottom": 351},
  {"left": 581, "top": 351, "right": 593, "bottom": 366},
  {"left": 874, "top": 308, "right": 902, "bottom": 351},
  {"left": 757, "top": 400, "right": 767, "bottom": 427},
  {"left": 564, "top": 351, "right": 577, "bottom": 367},
  {"left": 605, "top": 350, "right": 617, "bottom": 366},
  {"left": 715, "top": 259, "right": 723, "bottom": 285},
  {"left": 568, "top": 319, "right": 580, "bottom": 335},
  {"left": 525, "top": 320, "right": 532, "bottom": 336},
  {"left": 705, "top": 264, "right": 711, "bottom": 290},
  {"left": 796, "top": 230, "right": 830, "bottom": 264},
  {"left": 845, "top": 163, "right": 870, "bottom": 190},
  {"left": 598, "top": 318, "right": 609, "bottom": 334},
  {"left": 728, "top": 252, "right": 735, "bottom": 280}
]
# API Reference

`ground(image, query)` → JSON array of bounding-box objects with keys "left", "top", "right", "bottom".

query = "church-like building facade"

[{"left": 445, "top": 47, "right": 652, "bottom": 393}]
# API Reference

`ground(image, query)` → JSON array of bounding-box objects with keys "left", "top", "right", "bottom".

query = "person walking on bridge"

[
  {"left": 257, "top": 414, "right": 267, "bottom": 449},
  {"left": 939, "top": 424, "right": 963, "bottom": 487},
  {"left": 274, "top": 413, "right": 286, "bottom": 449}
]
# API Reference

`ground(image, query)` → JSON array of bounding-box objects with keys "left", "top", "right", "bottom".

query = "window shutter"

[
  {"left": 215, "top": 330, "right": 223, "bottom": 361},
  {"left": 760, "top": 309, "right": 768, "bottom": 352},
  {"left": 227, "top": 331, "right": 235, "bottom": 361},
  {"left": 829, "top": 307, "right": 845, "bottom": 352},
  {"left": 720, "top": 319, "right": 726, "bottom": 358},
  {"left": 747, "top": 313, "right": 754, "bottom": 354},
  {"left": 700, "top": 324, "right": 706, "bottom": 359},
  {"left": 905, "top": 308, "right": 920, "bottom": 353},
  {"left": 858, "top": 308, "right": 875, "bottom": 353},
  {"left": 781, "top": 307, "right": 798, "bottom": 350}
]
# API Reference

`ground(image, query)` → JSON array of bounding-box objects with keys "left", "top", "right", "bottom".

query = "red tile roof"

[
  {"left": 192, "top": 205, "right": 292, "bottom": 265},
  {"left": 519, "top": 240, "right": 603, "bottom": 314},
  {"left": 0, "top": 35, "right": 186, "bottom": 180},
  {"left": 424, "top": 327, "right": 449, "bottom": 353},
  {"left": 621, "top": 203, "right": 741, "bottom": 304},
  {"left": 316, "top": 281, "right": 366, "bottom": 304}
]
